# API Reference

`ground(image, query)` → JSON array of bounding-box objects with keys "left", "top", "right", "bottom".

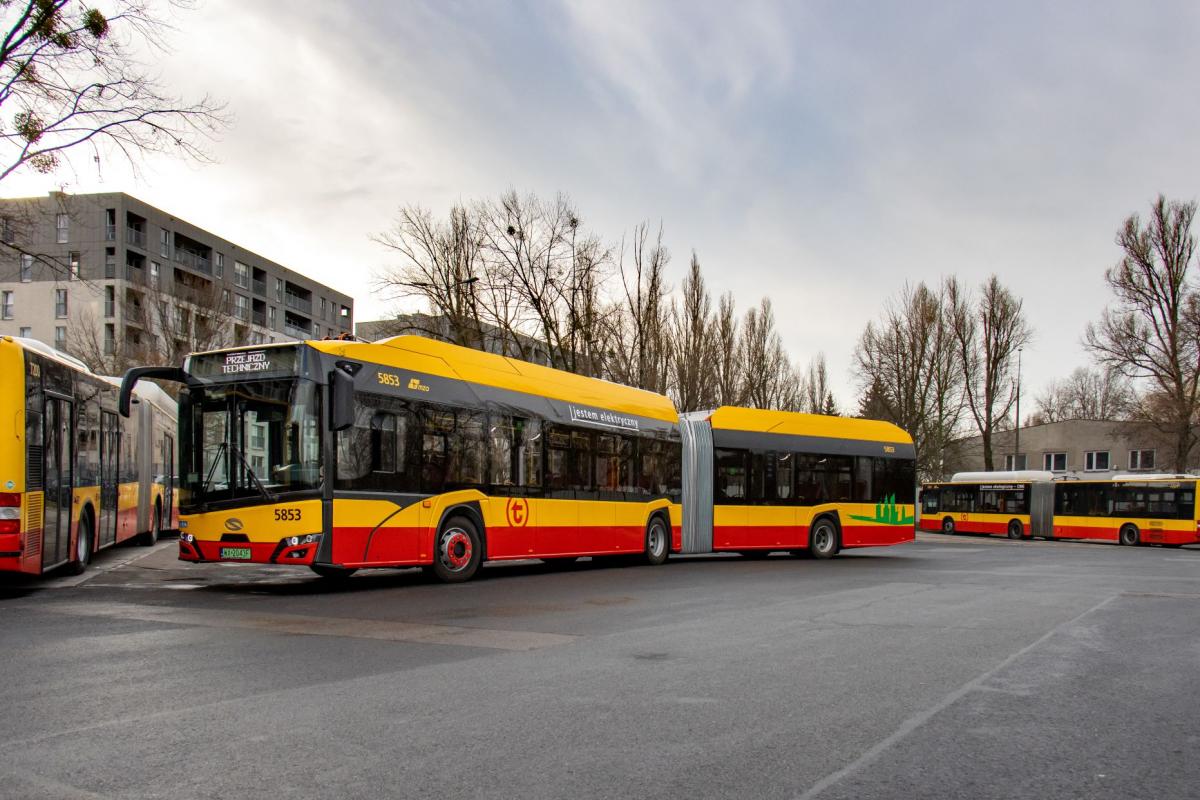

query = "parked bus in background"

[
  {"left": 678, "top": 407, "right": 916, "bottom": 559},
  {"left": 0, "top": 336, "right": 177, "bottom": 576},
  {"left": 1050, "top": 476, "right": 1200, "bottom": 547},
  {"left": 917, "top": 471, "right": 1054, "bottom": 540},
  {"left": 122, "top": 335, "right": 682, "bottom": 582}
]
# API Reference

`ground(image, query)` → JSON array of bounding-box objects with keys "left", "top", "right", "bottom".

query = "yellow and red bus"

[
  {"left": 679, "top": 407, "right": 915, "bottom": 558},
  {"left": 917, "top": 471, "right": 1053, "bottom": 539},
  {"left": 118, "top": 335, "right": 915, "bottom": 581},
  {"left": 0, "top": 336, "right": 176, "bottom": 576},
  {"left": 121, "top": 335, "right": 682, "bottom": 581},
  {"left": 1049, "top": 477, "right": 1200, "bottom": 546}
]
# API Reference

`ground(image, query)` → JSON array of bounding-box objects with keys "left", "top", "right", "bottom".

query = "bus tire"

[
  {"left": 1119, "top": 524, "right": 1140, "bottom": 547},
  {"left": 643, "top": 515, "right": 669, "bottom": 566},
  {"left": 1007, "top": 520, "right": 1024, "bottom": 540},
  {"left": 809, "top": 517, "right": 839, "bottom": 560},
  {"left": 942, "top": 517, "right": 955, "bottom": 534},
  {"left": 68, "top": 513, "right": 94, "bottom": 576},
  {"left": 433, "top": 515, "right": 482, "bottom": 583},
  {"left": 311, "top": 564, "right": 358, "bottom": 580},
  {"left": 138, "top": 500, "right": 162, "bottom": 546}
]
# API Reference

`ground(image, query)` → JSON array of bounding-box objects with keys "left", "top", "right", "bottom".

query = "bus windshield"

[{"left": 181, "top": 378, "right": 322, "bottom": 507}]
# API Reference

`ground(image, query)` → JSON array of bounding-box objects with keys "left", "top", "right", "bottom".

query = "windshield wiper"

[
  {"left": 229, "top": 442, "right": 277, "bottom": 503},
  {"left": 202, "top": 442, "right": 227, "bottom": 493}
]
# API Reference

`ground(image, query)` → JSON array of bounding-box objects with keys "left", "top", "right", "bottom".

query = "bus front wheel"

[
  {"left": 68, "top": 514, "right": 93, "bottom": 576},
  {"left": 643, "top": 516, "right": 669, "bottom": 566},
  {"left": 942, "top": 517, "right": 955, "bottom": 535},
  {"left": 1119, "top": 524, "right": 1140, "bottom": 547},
  {"left": 1007, "top": 520, "right": 1024, "bottom": 540},
  {"left": 434, "top": 516, "right": 482, "bottom": 583},
  {"left": 809, "top": 518, "right": 839, "bottom": 560}
]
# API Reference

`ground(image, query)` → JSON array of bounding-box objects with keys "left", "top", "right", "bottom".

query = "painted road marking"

[{"left": 43, "top": 601, "right": 578, "bottom": 651}]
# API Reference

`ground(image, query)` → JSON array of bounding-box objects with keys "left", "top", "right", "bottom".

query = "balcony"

[
  {"left": 126, "top": 227, "right": 146, "bottom": 249},
  {"left": 174, "top": 249, "right": 212, "bottom": 275},
  {"left": 283, "top": 324, "right": 311, "bottom": 340},
  {"left": 251, "top": 309, "right": 266, "bottom": 327},
  {"left": 104, "top": 224, "right": 116, "bottom": 242},
  {"left": 284, "top": 293, "right": 311, "bottom": 314},
  {"left": 124, "top": 265, "right": 147, "bottom": 286},
  {"left": 252, "top": 278, "right": 267, "bottom": 297}
]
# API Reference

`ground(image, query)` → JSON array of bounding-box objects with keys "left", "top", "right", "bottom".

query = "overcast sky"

[{"left": 6, "top": 0, "right": 1200, "bottom": 408}]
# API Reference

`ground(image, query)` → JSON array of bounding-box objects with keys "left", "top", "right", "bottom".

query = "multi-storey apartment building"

[{"left": 0, "top": 191, "right": 354, "bottom": 367}]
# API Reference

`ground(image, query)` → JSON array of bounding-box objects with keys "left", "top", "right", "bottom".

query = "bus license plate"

[{"left": 220, "top": 547, "right": 252, "bottom": 560}]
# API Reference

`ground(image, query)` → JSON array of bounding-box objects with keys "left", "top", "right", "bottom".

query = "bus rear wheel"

[
  {"left": 809, "top": 518, "right": 839, "bottom": 560},
  {"left": 942, "top": 517, "right": 955, "bottom": 535},
  {"left": 1007, "top": 520, "right": 1024, "bottom": 540},
  {"left": 68, "top": 514, "right": 93, "bottom": 576},
  {"left": 138, "top": 500, "right": 161, "bottom": 546},
  {"left": 1119, "top": 524, "right": 1140, "bottom": 547},
  {"left": 643, "top": 516, "right": 669, "bottom": 566},
  {"left": 433, "top": 516, "right": 482, "bottom": 583}
]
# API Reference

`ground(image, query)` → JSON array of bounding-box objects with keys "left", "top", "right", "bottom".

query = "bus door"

[
  {"left": 41, "top": 395, "right": 73, "bottom": 569},
  {"left": 98, "top": 411, "right": 120, "bottom": 548},
  {"left": 162, "top": 433, "right": 175, "bottom": 529}
]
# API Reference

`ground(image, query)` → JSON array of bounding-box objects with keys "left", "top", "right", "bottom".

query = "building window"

[
  {"left": 1129, "top": 449, "right": 1156, "bottom": 471},
  {"left": 1004, "top": 454, "right": 1027, "bottom": 471},
  {"left": 314, "top": 324, "right": 321, "bottom": 339},
  {"left": 69, "top": 251, "right": 80, "bottom": 279},
  {"left": 19, "top": 254, "right": 32, "bottom": 282},
  {"left": 1043, "top": 452, "right": 1067, "bottom": 472},
  {"left": 319, "top": 297, "right": 327, "bottom": 319},
  {"left": 54, "top": 325, "right": 66, "bottom": 350},
  {"left": 159, "top": 228, "right": 171, "bottom": 258},
  {"left": 104, "top": 285, "right": 115, "bottom": 317},
  {"left": 1, "top": 217, "right": 13, "bottom": 244},
  {"left": 105, "top": 247, "right": 116, "bottom": 279},
  {"left": 1084, "top": 451, "right": 1110, "bottom": 472},
  {"left": 55, "top": 213, "right": 69, "bottom": 244},
  {"left": 233, "top": 261, "right": 250, "bottom": 289},
  {"left": 54, "top": 288, "right": 67, "bottom": 318},
  {"left": 104, "top": 209, "right": 116, "bottom": 241},
  {"left": 104, "top": 324, "right": 115, "bottom": 355},
  {"left": 267, "top": 305, "right": 276, "bottom": 329},
  {"left": 339, "top": 305, "right": 350, "bottom": 321},
  {"left": 1, "top": 291, "right": 12, "bottom": 319},
  {"left": 18, "top": 326, "right": 30, "bottom": 337},
  {"left": 274, "top": 277, "right": 283, "bottom": 302},
  {"left": 234, "top": 294, "right": 249, "bottom": 321},
  {"left": 215, "top": 252, "right": 224, "bottom": 279},
  {"left": 150, "top": 261, "right": 160, "bottom": 287}
]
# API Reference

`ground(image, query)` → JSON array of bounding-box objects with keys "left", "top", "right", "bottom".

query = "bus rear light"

[
  {"left": 0, "top": 492, "right": 19, "bottom": 508},
  {"left": 0, "top": 504, "right": 19, "bottom": 535}
]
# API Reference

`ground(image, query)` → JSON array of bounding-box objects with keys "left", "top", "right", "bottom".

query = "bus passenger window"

[
  {"left": 490, "top": 416, "right": 514, "bottom": 486},
  {"left": 715, "top": 449, "right": 747, "bottom": 501},
  {"left": 370, "top": 412, "right": 397, "bottom": 473},
  {"left": 519, "top": 419, "right": 541, "bottom": 488},
  {"left": 545, "top": 428, "right": 570, "bottom": 491},
  {"left": 569, "top": 430, "right": 594, "bottom": 491}
]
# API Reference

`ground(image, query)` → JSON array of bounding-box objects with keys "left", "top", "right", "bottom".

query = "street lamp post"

[{"left": 1014, "top": 346, "right": 1023, "bottom": 470}]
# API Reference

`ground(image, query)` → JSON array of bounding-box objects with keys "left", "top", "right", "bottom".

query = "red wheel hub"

[{"left": 442, "top": 530, "right": 472, "bottom": 570}]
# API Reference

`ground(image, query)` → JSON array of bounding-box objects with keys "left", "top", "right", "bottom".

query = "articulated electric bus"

[
  {"left": 119, "top": 335, "right": 916, "bottom": 582},
  {"left": 920, "top": 472, "right": 1200, "bottom": 547},
  {"left": 1, "top": 336, "right": 176, "bottom": 576}
]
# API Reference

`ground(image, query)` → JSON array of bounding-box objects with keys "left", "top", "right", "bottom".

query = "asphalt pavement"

[{"left": 2, "top": 532, "right": 1199, "bottom": 799}]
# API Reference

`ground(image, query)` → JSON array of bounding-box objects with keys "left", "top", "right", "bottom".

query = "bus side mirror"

[{"left": 330, "top": 369, "right": 355, "bottom": 432}]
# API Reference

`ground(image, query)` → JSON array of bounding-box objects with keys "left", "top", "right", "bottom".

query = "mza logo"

[
  {"left": 505, "top": 498, "right": 529, "bottom": 528},
  {"left": 407, "top": 377, "right": 430, "bottom": 392}
]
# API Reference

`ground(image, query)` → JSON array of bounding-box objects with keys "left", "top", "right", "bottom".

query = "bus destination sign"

[{"left": 222, "top": 350, "right": 271, "bottom": 374}]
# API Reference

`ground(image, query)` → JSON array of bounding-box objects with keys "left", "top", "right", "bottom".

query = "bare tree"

[
  {"left": 0, "top": 1, "right": 224, "bottom": 184},
  {"left": 854, "top": 281, "right": 964, "bottom": 479},
  {"left": 800, "top": 354, "right": 838, "bottom": 415},
  {"left": 1032, "top": 366, "right": 1136, "bottom": 424},
  {"left": 947, "top": 275, "right": 1033, "bottom": 471},
  {"left": 740, "top": 298, "right": 796, "bottom": 409},
  {"left": 606, "top": 222, "right": 671, "bottom": 393},
  {"left": 374, "top": 204, "right": 486, "bottom": 349},
  {"left": 712, "top": 291, "right": 742, "bottom": 406},
  {"left": 1085, "top": 195, "right": 1200, "bottom": 471},
  {"left": 668, "top": 252, "right": 716, "bottom": 412}
]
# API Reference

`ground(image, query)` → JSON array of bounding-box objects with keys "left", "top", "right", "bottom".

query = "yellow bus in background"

[{"left": 0, "top": 337, "right": 176, "bottom": 576}]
